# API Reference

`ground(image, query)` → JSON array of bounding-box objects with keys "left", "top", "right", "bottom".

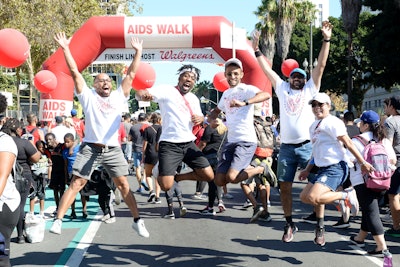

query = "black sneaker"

[
  {"left": 332, "top": 217, "right": 350, "bottom": 229},
  {"left": 250, "top": 206, "right": 264, "bottom": 223},
  {"left": 302, "top": 212, "right": 317, "bottom": 224},
  {"left": 147, "top": 192, "right": 156, "bottom": 203},
  {"left": 349, "top": 235, "right": 365, "bottom": 247}
]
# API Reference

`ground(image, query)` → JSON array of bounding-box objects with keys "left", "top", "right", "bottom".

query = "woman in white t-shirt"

[
  {"left": 0, "top": 94, "right": 21, "bottom": 267},
  {"left": 347, "top": 110, "right": 396, "bottom": 255},
  {"left": 298, "top": 93, "right": 374, "bottom": 247}
]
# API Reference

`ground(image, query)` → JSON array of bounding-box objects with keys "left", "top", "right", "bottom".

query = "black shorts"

[{"left": 158, "top": 141, "right": 210, "bottom": 176}]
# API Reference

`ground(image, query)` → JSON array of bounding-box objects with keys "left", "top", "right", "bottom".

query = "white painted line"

[{"left": 340, "top": 236, "right": 383, "bottom": 266}]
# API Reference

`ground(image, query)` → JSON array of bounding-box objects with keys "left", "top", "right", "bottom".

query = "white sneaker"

[
  {"left": 180, "top": 206, "right": 187, "bottom": 217},
  {"left": 114, "top": 189, "right": 121, "bottom": 205},
  {"left": 345, "top": 188, "right": 359, "bottom": 217},
  {"left": 101, "top": 214, "right": 111, "bottom": 222},
  {"left": 132, "top": 219, "right": 149, "bottom": 238},
  {"left": 104, "top": 216, "right": 116, "bottom": 224},
  {"left": 50, "top": 219, "right": 62, "bottom": 235}
]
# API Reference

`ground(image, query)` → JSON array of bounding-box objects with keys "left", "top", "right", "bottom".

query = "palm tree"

[{"left": 341, "top": 0, "right": 362, "bottom": 111}]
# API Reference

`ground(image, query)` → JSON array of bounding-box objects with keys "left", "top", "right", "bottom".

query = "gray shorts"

[
  {"left": 72, "top": 143, "right": 128, "bottom": 180},
  {"left": 217, "top": 141, "right": 257, "bottom": 174}
]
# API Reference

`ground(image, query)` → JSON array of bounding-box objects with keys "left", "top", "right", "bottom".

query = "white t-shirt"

[
  {"left": 275, "top": 78, "right": 318, "bottom": 144},
  {"left": 310, "top": 115, "right": 348, "bottom": 167},
  {"left": 76, "top": 85, "right": 127, "bottom": 147},
  {"left": 147, "top": 85, "right": 202, "bottom": 143},
  {"left": 51, "top": 125, "right": 75, "bottom": 143},
  {"left": 0, "top": 132, "right": 20, "bottom": 212},
  {"left": 347, "top": 132, "right": 397, "bottom": 186},
  {"left": 218, "top": 83, "right": 260, "bottom": 143}
]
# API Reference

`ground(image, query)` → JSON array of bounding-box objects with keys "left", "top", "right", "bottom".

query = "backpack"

[
  {"left": 354, "top": 135, "right": 394, "bottom": 192},
  {"left": 21, "top": 127, "right": 37, "bottom": 143},
  {"left": 12, "top": 161, "right": 30, "bottom": 194},
  {"left": 254, "top": 117, "right": 274, "bottom": 158}
]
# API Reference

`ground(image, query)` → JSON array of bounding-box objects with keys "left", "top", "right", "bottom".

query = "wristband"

[
  {"left": 254, "top": 50, "right": 262, "bottom": 57},
  {"left": 323, "top": 39, "right": 330, "bottom": 42},
  {"left": 360, "top": 160, "right": 367, "bottom": 166},
  {"left": 244, "top": 100, "right": 249, "bottom": 106}
]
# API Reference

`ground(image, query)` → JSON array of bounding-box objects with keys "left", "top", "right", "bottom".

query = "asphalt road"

[{"left": 10, "top": 174, "right": 399, "bottom": 267}]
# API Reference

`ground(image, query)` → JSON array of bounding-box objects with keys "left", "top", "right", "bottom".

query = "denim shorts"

[
  {"left": 314, "top": 161, "right": 349, "bottom": 191},
  {"left": 72, "top": 143, "right": 128, "bottom": 180},
  {"left": 132, "top": 151, "right": 143, "bottom": 167},
  {"left": 217, "top": 142, "right": 257, "bottom": 174},
  {"left": 277, "top": 142, "right": 313, "bottom": 182}
]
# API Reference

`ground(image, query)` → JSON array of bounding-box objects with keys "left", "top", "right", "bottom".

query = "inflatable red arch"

[{"left": 40, "top": 16, "right": 271, "bottom": 121}]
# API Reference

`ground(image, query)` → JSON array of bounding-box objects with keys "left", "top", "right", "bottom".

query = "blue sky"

[{"left": 134, "top": 0, "right": 341, "bottom": 86}]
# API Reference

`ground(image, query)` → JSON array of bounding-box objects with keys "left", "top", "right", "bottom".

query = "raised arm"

[
  {"left": 54, "top": 32, "right": 85, "bottom": 95},
  {"left": 121, "top": 37, "right": 143, "bottom": 97},
  {"left": 252, "top": 31, "right": 280, "bottom": 89},
  {"left": 311, "top": 21, "right": 333, "bottom": 89}
]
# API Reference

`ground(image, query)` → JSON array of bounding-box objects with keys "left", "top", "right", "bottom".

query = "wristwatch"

[{"left": 244, "top": 100, "right": 249, "bottom": 105}]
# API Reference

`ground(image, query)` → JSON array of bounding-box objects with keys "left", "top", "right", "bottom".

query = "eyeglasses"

[
  {"left": 95, "top": 79, "right": 112, "bottom": 84},
  {"left": 311, "top": 102, "right": 325, "bottom": 108}
]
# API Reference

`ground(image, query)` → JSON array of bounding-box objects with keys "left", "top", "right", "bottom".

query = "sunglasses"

[{"left": 311, "top": 102, "right": 325, "bottom": 108}]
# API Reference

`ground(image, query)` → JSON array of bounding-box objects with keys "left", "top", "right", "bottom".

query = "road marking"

[{"left": 341, "top": 236, "right": 383, "bottom": 266}]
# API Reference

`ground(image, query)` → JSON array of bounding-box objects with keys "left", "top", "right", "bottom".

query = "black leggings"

[
  {"left": 354, "top": 183, "right": 385, "bottom": 235},
  {"left": 0, "top": 203, "right": 20, "bottom": 267},
  {"left": 16, "top": 187, "right": 29, "bottom": 238},
  {"left": 207, "top": 181, "right": 223, "bottom": 208}
]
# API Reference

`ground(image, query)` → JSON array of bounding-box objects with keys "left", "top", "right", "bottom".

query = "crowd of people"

[{"left": 0, "top": 20, "right": 399, "bottom": 266}]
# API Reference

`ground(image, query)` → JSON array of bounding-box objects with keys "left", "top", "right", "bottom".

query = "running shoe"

[
  {"left": 132, "top": 219, "right": 150, "bottom": 238},
  {"left": 332, "top": 217, "right": 350, "bottom": 229},
  {"left": 314, "top": 227, "right": 325, "bottom": 246},
  {"left": 250, "top": 206, "right": 264, "bottom": 223},
  {"left": 200, "top": 207, "right": 216, "bottom": 216},
  {"left": 282, "top": 223, "right": 298, "bottom": 243},
  {"left": 302, "top": 212, "right": 317, "bottom": 224}
]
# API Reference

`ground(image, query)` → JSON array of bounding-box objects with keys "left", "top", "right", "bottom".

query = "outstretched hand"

[
  {"left": 251, "top": 30, "right": 261, "bottom": 51},
  {"left": 130, "top": 37, "right": 143, "bottom": 52},
  {"left": 321, "top": 20, "right": 333, "bottom": 40},
  {"left": 54, "top": 32, "right": 71, "bottom": 49}
]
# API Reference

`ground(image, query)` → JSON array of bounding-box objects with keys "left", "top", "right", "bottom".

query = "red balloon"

[
  {"left": 0, "top": 28, "right": 30, "bottom": 68},
  {"left": 213, "top": 72, "right": 229, "bottom": 92},
  {"left": 281, "top": 59, "right": 299, "bottom": 78},
  {"left": 34, "top": 70, "right": 57, "bottom": 93},
  {"left": 132, "top": 62, "right": 156, "bottom": 90}
]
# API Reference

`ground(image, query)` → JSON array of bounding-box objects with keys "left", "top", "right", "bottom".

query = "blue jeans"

[{"left": 277, "top": 142, "right": 313, "bottom": 182}]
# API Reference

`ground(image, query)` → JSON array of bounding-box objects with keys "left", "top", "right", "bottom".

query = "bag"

[
  {"left": 24, "top": 213, "right": 45, "bottom": 243},
  {"left": 12, "top": 161, "right": 30, "bottom": 194},
  {"left": 254, "top": 117, "right": 274, "bottom": 158},
  {"left": 21, "top": 127, "right": 37, "bottom": 142},
  {"left": 354, "top": 135, "right": 394, "bottom": 192}
]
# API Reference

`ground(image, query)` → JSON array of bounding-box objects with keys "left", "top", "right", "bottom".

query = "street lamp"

[{"left": 302, "top": 58, "right": 318, "bottom": 76}]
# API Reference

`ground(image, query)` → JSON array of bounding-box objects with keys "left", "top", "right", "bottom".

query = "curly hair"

[
  {"left": 176, "top": 64, "right": 201, "bottom": 81},
  {"left": 0, "top": 93, "right": 7, "bottom": 114}
]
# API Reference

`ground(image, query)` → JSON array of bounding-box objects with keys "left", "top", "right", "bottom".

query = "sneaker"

[
  {"left": 302, "top": 212, "right": 317, "bottom": 224},
  {"left": 260, "top": 160, "right": 277, "bottom": 187},
  {"left": 50, "top": 219, "right": 62, "bottom": 235},
  {"left": 258, "top": 211, "right": 272, "bottom": 222},
  {"left": 163, "top": 213, "right": 175, "bottom": 219},
  {"left": 349, "top": 235, "right": 365, "bottom": 247},
  {"left": 70, "top": 211, "right": 77, "bottom": 219},
  {"left": 17, "top": 236, "right": 25, "bottom": 244},
  {"left": 132, "top": 219, "right": 150, "bottom": 238},
  {"left": 114, "top": 189, "right": 121, "bottom": 205},
  {"left": 200, "top": 206, "right": 216, "bottom": 216},
  {"left": 250, "top": 206, "right": 264, "bottom": 223},
  {"left": 218, "top": 202, "right": 226, "bottom": 213},
  {"left": 381, "top": 213, "right": 392, "bottom": 223},
  {"left": 267, "top": 200, "right": 271, "bottom": 207},
  {"left": 344, "top": 188, "right": 359, "bottom": 217},
  {"left": 153, "top": 197, "right": 161, "bottom": 204},
  {"left": 191, "top": 194, "right": 206, "bottom": 200},
  {"left": 282, "top": 223, "right": 298, "bottom": 243},
  {"left": 223, "top": 193, "right": 234, "bottom": 199},
  {"left": 141, "top": 180, "right": 150, "bottom": 191},
  {"left": 314, "top": 227, "right": 326, "bottom": 246},
  {"left": 332, "top": 217, "right": 350, "bottom": 229},
  {"left": 242, "top": 199, "right": 253, "bottom": 209},
  {"left": 147, "top": 192, "right": 156, "bottom": 203},
  {"left": 101, "top": 214, "right": 111, "bottom": 222},
  {"left": 104, "top": 216, "right": 116, "bottom": 224},
  {"left": 180, "top": 206, "right": 187, "bottom": 217},
  {"left": 385, "top": 227, "right": 400, "bottom": 237},
  {"left": 136, "top": 187, "right": 144, "bottom": 193}
]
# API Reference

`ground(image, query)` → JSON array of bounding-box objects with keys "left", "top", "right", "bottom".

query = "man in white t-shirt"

[
  {"left": 207, "top": 58, "right": 271, "bottom": 214},
  {"left": 252, "top": 21, "right": 333, "bottom": 243},
  {"left": 50, "top": 32, "right": 149, "bottom": 238},
  {"left": 134, "top": 65, "right": 214, "bottom": 193}
]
